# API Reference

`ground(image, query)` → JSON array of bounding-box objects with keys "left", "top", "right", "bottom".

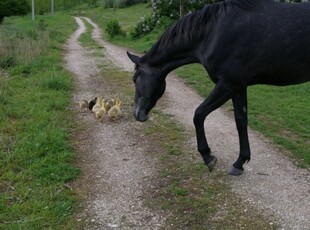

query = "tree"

[{"left": 0, "top": 0, "right": 30, "bottom": 24}]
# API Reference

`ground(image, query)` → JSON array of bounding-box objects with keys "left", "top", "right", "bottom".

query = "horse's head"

[{"left": 127, "top": 51, "right": 166, "bottom": 122}]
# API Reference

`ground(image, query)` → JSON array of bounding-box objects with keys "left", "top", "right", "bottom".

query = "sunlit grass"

[{"left": 0, "top": 13, "right": 80, "bottom": 229}]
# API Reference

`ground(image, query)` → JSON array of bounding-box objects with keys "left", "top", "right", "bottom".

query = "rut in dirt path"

[
  {"left": 65, "top": 17, "right": 167, "bottom": 229},
  {"left": 82, "top": 17, "right": 310, "bottom": 230}
]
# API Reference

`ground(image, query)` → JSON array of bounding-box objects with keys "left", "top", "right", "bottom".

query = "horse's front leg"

[
  {"left": 193, "top": 81, "right": 233, "bottom": 172},
  {"left": 229, "top": 89, "right": 251, "bottom": 176}
]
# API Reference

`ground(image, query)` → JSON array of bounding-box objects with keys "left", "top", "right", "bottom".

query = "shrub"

[
  {"left": 105, "top": 19, "right": 125, "bottom": 38},
  {"left": 130, "top": 15, "right": 153, "bottom": 39},
  {"left": 0, "top": 0, "right": 30, "bottom": 24},
  {"left": 130, "top": 13, "right": 174, "bottom": 39}
]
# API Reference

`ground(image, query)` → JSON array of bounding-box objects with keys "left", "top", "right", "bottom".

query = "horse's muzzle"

[{"left": 134, "top": 106, "right": 148, "bottom": 122}]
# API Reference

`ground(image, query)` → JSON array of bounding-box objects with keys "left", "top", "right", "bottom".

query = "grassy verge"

[
  {"left": 0, "top": 14, "right": 80, "bottom": 229},
  {"left": 77, "top": 18, "right": 277, "bottom": 229},
  {"left": 81, "top": 4, "right": 309, "bottom": 168}
]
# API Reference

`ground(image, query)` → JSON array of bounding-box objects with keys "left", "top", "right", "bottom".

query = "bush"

[
  {"left": 130, "top": 11, "right": 174, "bottom": 39},
  {"left": 130, "top": 15, "right": 153, "bottom": 39},
  {"left": 105, "top": 19, "right": 125, "bottom": 38},
  {"left": 0, "top": 0, "right": 30, "bottom": 24}
]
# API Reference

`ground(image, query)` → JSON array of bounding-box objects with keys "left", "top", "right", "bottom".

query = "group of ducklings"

[{"left": 79, "top": 96, "right": 122, "bottom": 122}]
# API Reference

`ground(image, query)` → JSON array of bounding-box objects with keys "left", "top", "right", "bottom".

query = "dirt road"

[{"left": 66, "top": 17, "right": 310, "bottom": 229}]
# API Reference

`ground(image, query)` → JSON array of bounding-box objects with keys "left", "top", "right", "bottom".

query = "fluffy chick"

[
  {"left": 104, "top": 98, "right": 115, "bottom": 111},
  {"left": 108, "top": 98, "right": 122, "bottom": 121},
  {"left": 79, "top": 100, "right": 89, "bottom": 111},
  {"left": 95, "top": 100, "right": 106, "bottom": 122},
  {"left": 92, "top": 96, "right": 103, "bottom": 113},
  {"left": 88, "top": 97, "right": 97, "bottom": 111}
]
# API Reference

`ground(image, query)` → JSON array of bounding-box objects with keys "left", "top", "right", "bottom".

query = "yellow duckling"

[
  {"left": 108, "top": 98, "right": 122, "bottom": 121},
  {"left": 95, "top": 98, "right": 106, "bottom": 122},
  {"left": 79, "top": 100, "right": 89, "bottom": 111},
  {"left": 92, "top": 96, "right": 103, "bottom": 114},
  {"left": 104, "top": 97, "right": 115, "bottom": 111}
]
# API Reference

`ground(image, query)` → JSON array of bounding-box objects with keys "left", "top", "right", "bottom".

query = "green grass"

[
  {"left": 78, "top": 18, "right": 101, "bottom": 49},
  {"left": 81, "top": 5, "right": 310, "bottom": 168},
  {"left": 0, "top": 14, "right": 80, "bottom": 229}
]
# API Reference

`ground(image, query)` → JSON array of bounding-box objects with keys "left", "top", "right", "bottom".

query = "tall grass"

[
  {"left": 0, "top": 14, "right": 80, "bottom": 229},
  {"left": 0, "top": 18, "right": 50, "bottom": 67}
]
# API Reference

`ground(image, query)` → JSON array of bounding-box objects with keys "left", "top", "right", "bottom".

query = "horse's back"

[
  {"left": 249, "top": 2, "right": 310, "bottom": 85},
  {"left": 206, "top": 1, "right": 310, "bottom": 86}
]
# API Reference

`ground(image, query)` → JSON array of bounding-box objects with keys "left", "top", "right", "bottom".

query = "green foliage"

[
  {"left": 130, "top": 15, "right": 154, "bottom": 38},
  {"left": 130, "top": 0, "right": 222, "bottom": 39},
  {"left": 88, "top": 0, "right": 98, "bottom": 6},
  {"left": 154, "top": 0, "right": 222, "bottom": 19},
  {"left": 102, "top": 0, "right": 148, "bottom": 8},
  {"left": 130, "top": 10, "right": 175, "bottom": 39},
  {"left": 105, "top": 18, "right": 125, "bottom": 38},
  {"left": 25, "top": 0, "right": 89, "bottom": 14},
  {"left": 0, "top": 0, "right": 30, "bottom": 23}
]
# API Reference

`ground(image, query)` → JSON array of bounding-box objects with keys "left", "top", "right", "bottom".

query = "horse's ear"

[{"left": 127, "top": 51, "right": 140, "bottom": 64}]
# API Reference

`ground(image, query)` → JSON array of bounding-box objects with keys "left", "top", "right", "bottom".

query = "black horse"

[{"left": 127, "top": 0, "right": 310, "bottom": 175}]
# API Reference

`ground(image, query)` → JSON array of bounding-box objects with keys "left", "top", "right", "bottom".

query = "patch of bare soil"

[{"left": 66, "top": 17, "right": 310, "bottom": 230}]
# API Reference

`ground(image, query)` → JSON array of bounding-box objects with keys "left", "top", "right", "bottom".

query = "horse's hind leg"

[
  {"left": 229, "top": 89, "right": 251, "bottom": 176},
  {"left": 193, "top": 81, "right": 233, "bottom": 172}
]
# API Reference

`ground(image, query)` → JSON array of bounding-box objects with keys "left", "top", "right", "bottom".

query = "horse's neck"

[
  {"left": 163, "top": 53, "right": 198, "bottom": 75},
  {"left": 148, "top": 46, "right": 199, "bottom": 76}
]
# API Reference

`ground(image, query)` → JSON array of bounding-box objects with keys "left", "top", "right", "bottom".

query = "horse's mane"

[{"left": 141, "top": 0, "right": 271, "bottom": 66}]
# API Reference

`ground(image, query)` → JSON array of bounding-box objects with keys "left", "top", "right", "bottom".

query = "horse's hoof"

[
  {"left": 206, "top": 156, "right": 217, "bottom": 172},
  {"left": 228, "top": 166, "right": 244, "bottom": 176}
]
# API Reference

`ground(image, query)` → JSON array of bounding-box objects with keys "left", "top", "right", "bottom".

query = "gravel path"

[
  {"left": 67, "top": 17, "right": 310, "bottom": 229},
  {"left": 65, "top": 17, "right": 166, "bottom": 229}
]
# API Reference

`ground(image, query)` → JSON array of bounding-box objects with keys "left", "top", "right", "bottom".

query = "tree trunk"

[{"left": 180, "top": 0, "right": 185, "bottom": 18}]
